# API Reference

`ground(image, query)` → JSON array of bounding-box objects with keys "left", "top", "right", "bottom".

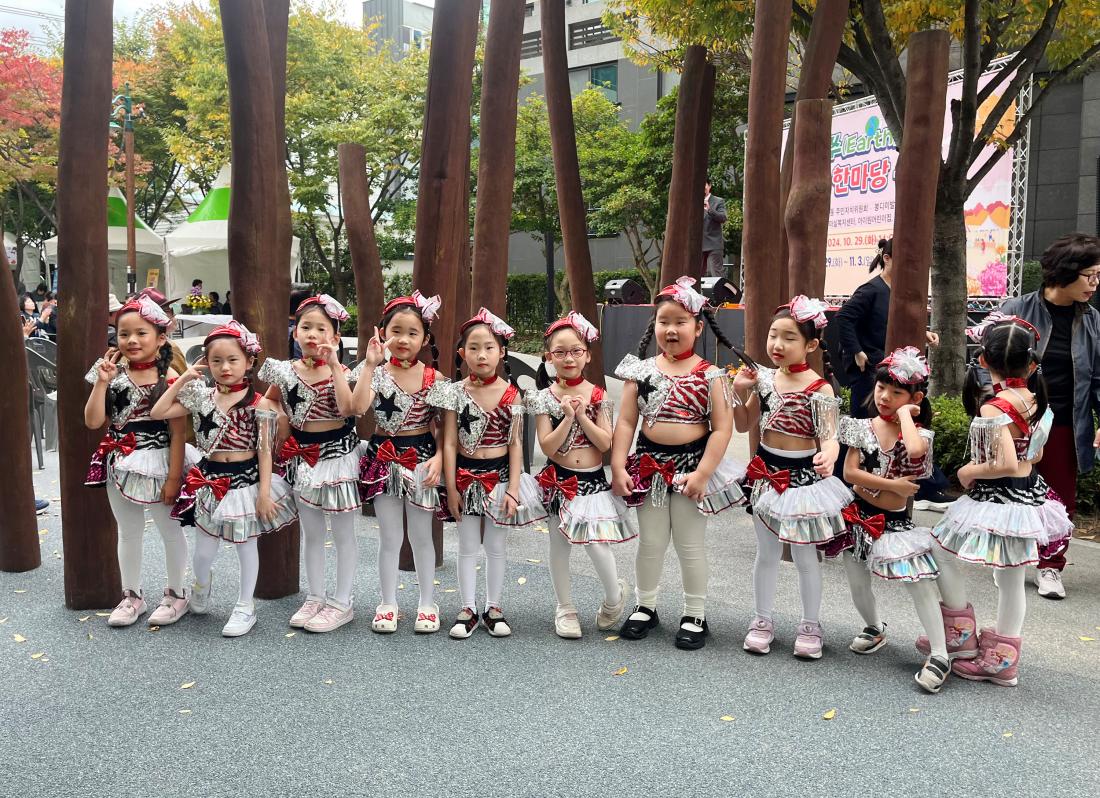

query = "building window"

[
  {"left": 525, "top": 3, "right": 534, "bottom": 16},
  {"left": 400, "top": 26, "right": 428, "bottom": 52},
  {"left": 568, "top": 62, "right": 618, "bottom": 103},
  {"left": 568, "top": 18, "right": 619, "bottom": 49},
  {"left": 520, "top": 30, "right": 542, "bottom": 59}
]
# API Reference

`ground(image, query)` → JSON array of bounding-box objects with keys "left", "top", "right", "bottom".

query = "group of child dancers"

[{"left": 83, "top": 278, "right": 1070, "bottom": 693}]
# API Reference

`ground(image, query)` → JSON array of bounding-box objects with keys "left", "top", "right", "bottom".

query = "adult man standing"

[{"left": 702, "top": 179, "right": 727, "bottom": 278}]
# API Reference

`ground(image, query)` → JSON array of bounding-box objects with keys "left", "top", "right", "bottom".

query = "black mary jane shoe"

[
  {"left": 619, "top": 605, "right": 659, "bottom": 640},
  {"left": 674, "top": 616, "right": 709, "bottom": 650}
]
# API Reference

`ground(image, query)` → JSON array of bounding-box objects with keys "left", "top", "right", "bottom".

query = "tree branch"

[
  {"left": 860, "top": 0, "right": 907, "bottom": 123},
  {"left": 975, "top": 0, "right": 1063, "bottom": 108},
  {"left": 947, "top": 0, "right": 983, "bottom": 173}
]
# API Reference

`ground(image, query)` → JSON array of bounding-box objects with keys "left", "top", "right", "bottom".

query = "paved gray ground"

[{"left": 6, "top": 438, "right": 1100, "bottom": 795}]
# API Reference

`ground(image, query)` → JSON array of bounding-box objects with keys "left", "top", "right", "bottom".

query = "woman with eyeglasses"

[{"left": 996, "top": 232, "right": 1100, "bottom": 599}]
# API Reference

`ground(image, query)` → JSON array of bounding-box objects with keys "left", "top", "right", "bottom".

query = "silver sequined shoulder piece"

[
  {"left": 524, "top": 387, "right": 564, "bottom": 419},
  {"left": 85, "top": 359, "right": 105, "bottom": 386},
  {"left": 425, "top": 378, "right": 459, "bottom": 411},
  {"left": 838, "top": 416, "right": 877, "bottom": 452},
  {"left": 615, "top": 355, "right": 670, "bottom": 425},
  {"left": 258, "top": 358, "right": 296, "bottom": 392},
  {"left": 185, "top": 385, "right": 229, "bottom": 453},
  {"left": 613, "top": 354, "right": 648, "bottom": 382},
  {"left": 176, "top": 380, "right": 210, "bottom": 414}
]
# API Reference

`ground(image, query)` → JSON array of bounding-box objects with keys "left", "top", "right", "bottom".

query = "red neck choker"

[
  {"left": 127, "top": 359, "right": 158, "bottom": 371},
  {"left": 662, "top": 349, "right": 695, "bottom": 361},
  {"left": 993, "top": 377, "right": 1028, "bottom": 392},
  {"left": 216, "top": 380, "right": 250, "bottom": 394},
  {"left": 781, "top": 362, "right": 811, "bottom": 374},
  {"left": 469, "top": 373, "right": 498, "bottom": 386},
  {"left": 557, "top": 375, "right": 584, "bottom": 387},
  {"left": 389, "top": 356, "right": 415, "bottom": 369}
]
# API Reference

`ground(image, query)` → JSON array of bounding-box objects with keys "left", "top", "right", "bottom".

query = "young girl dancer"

[
  {"left": 260, "top": 294, "right": 364, "bottom": 633},
  {"left": 611, "top": 277, "right": 748, "bottom": 651},
  {"left": 354, "top": 291, "right": 447, "bottom": 635},
  {"left": 432, "top": 308, "right": 545, "bottom": 639},
  {"left": 527, "top": 311, "right": 634, "bottom": 639},
  {"left": 918, "top": 315, "right": 1071, "bottom": 686},
  {"left": 732, "top": 296, "right": 852, "bottom": 659},
  {"left": 828, "top": 347, "right": 950, "bottom": 692},
  {"left": 151, "top": 321, "right": 298, "bottom": 637},
  {"left": 84, "top": 296, "right": 197, "bottom": 627}
]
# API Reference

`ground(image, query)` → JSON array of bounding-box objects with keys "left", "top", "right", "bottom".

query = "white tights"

[
  {"left": 373, "top": 495, "right": 437, "bottom": 607},
  {"left": 192, "top": 534, "right": 259, "bottom": 608},
  {"left": 635, "top": 494, "right": 708, "bottom": 618},
  {"left": 751, "top": 514, "right": 822, "bottom": 624},
  {"left": 548, "top": 528, "right": 622, "bottom": 610},
  {"left": 107, "top": 483, "right": 188, "bottom": 595},
  {"left": 457, "top": 515, "right": 508, "bottom": 612},
  {"left": 841, "top": 551, "right": 948, "bottom": 658},
  {"left": 298, "top": 501, "right": 359, "bottom": 606},
  {"left": 932, "top": 541, "right": 1026, "bottom": 637}
]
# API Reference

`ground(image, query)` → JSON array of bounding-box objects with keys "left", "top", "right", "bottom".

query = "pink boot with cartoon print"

[
  {"left": 915, "top": 602, "right": 978, "bottom": 660},
  {"left": 952, "top": 628, "right": 1021, "bottom": 686}
]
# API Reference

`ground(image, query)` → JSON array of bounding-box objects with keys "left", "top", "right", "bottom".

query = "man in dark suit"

[{"left": 702, "top": 178, "right": 727, "bottom": 278}]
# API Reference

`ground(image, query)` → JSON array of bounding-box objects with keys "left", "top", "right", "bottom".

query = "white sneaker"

[
  {"left": 555, "top": 606, "right": 582, "bottom": 639},
  {"left": 1036, "top": 568, "right": 1066, "bottom": 599},
  {"left": 596, "top": 578, "right": 628, "bottom": 630},
  {"left": 191, "top": 573, "right": 213, "bottom": 615},
  {"left": 222, "top": 604, "right": 257, "bottom": 637}
]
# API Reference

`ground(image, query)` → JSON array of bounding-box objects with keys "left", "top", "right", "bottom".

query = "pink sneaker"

[
  {"left": 148, "top": 588, "right": 190, "bottom": 626},
  {"left": 289, "top": 595, "right": 326, "bottom": 628},
  {"left": 915, "top": 602, "right": 979, "bottom": 660},
  {"left": 108, "top": 591, "right": 146, "bottom": 627},
  {"left": 304, "top": 600, "right": 354, "bottom": 633},
  {"left": 743, "top": 616, "right": 774, "bottom": 655},
  {"left": 952, "top": 628, "right": 1021, "bottom": 686},
  {"left": 793, "top": 621, "right": 824, "bottom": 659}
]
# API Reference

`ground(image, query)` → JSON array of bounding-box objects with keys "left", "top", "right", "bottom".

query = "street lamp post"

[{"left": 110, "top": 83, "right": 144, "bottom": 295}]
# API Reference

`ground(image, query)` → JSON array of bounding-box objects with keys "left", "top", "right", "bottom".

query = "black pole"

[{"left": 544, "top": 226, "right": 557, "bottom": 323}]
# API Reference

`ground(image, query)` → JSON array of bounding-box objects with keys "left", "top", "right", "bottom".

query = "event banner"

[{"left": 786, "top": 66, "right": 1017, "bottom": 297}]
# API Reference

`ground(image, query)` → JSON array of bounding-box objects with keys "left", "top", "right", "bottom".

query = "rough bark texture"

[
  {"left": 412, "top": 0, "right": 479, "bottom": 374},
  {"left": 471, "top": 0, "right": 524, "bottom": 318},
  {"left": 660, "top": 45, "right": 710, "bottom": 286},
  {"left": 742, "top": 0, "right": 793, "bottom": 366},
  {"left": 930, "top": 192, "right": 969, "bottom": 396},
  {"left": 780, "top": 0, "right": 848, "bottom": 300},
  {"left": 691, "top": 61, "right": 717, "bottom": 281},
  {"left": 785, "top": 99, "right": 833, "bottom": 298},
  {"left": 58, "top": 0, "right": 120, "bottom": 607},
  {"left": 541, "top": 0, "right": 605, "bottom": 386},
  {"left": 0, "top": 245, "right": 40, "bottom": 573},
  {"left": 222, "top": 0, "right": 298, "bottom": 598},
  {"left": 885, "top": 30, "right": 950, "bottom": 356}
]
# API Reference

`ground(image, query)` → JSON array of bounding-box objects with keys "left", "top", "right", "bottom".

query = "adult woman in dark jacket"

[{"left": 998, "top": 232, "right": 1100, "bottom": 600}]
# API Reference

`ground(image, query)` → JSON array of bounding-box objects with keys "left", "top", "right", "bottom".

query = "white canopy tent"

[
  {"left": 164, "top": 164, "right": 300, "bottom": 306},
  {"left": 44, "top": 188, "right": 164, "bottom": 298}
]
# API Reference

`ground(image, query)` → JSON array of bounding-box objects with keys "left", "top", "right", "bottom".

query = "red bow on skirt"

[
  {"left": 842, "top": 503, "right": 885, "bottom": 540},
  {"left": 746, "top": 456, "right": 791, "bottom": 493},
  {"left": 279, "top": 437, "right": 320, "bottom": 468},
  {"left": 536, "top": 468, "right": 579, "bottom": 501},
  {"left": 638, "top": 454, "right": 676, "bottom": 485},
  {"left": 457, "top": 469, "right": 499, "bottom": 494},
  {"left": 377, "top": 439, "right": 418, "bottom": 470},
  {"left": 184, "top": 467, "right": 231, "bottom": 501}
]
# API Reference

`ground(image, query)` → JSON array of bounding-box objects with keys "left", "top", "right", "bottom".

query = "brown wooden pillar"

[
  {"left": 541, "top": 0, "right": 605, "bottom": 385},
  {"left": 885, "top": 31, "right": 950, "bottom": 352},
  {"left": 742, "top": 0, "right": 793, "bottom": 365},
  {"left": 471, "top": 0, "right": 524, "bottom": 318},
  {"left": 691, "top": 61, "right": 717, "bottom": 281},
  {"left": 785, "top": 98, "right": 834, "bottom": 298},
  {"left": 0, "top": 246, "right": 40, "bottom": 573},
  {"left": 222, "top": 0, "right": 298, "bottom": 598},
  {"left": 57, "top": 0, "right": 120, "bottom": 608}
]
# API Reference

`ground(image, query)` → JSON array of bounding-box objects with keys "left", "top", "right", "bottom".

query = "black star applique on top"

[
  {"left": 376, "top": 392, "right": 401, "bottom": 420},
  {"left": 635, "top": 378, "right": 655, "bottom": 403},
  {"left": 458, "top": 405, "right": 478, "bottom": 435},
  {"left": 111, "top": 386, "right": 132, "bottom": 417},
  {"left": 197, "top": 410, "right": 219, "bottom": 438},
  {"left": 284, "top": 382, "right": 305, "bottom": 414}
]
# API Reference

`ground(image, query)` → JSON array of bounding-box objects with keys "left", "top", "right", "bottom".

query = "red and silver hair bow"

[
  {"left": 657, "top": 276, "right": 708, "bottom": 315},
  {"left": 461, "top": 307, "right": 515, "bottom": 340},
  {"left": 782, "top": 295, "right": 833, "bottom": 329},
  {"left": 965, "top": 311, "right": 1040, "bottom": 344},
  {"left": 383, "top": 290, "right": 442, "bottom": 322},
  {"left": 545, "top": 311, "right": 599, "bottom": 343},
  {"left": 118, "top": 295, "right": 171, "bottom": 328},
  {"left": 297, "top": 294, "right": 350, "bottom": 323},
  {"left": 880, "top": 346, "right": 928, "bottom": 385},
  {"left": 205, "top": 320, "right": 262, "bottom": 355}
]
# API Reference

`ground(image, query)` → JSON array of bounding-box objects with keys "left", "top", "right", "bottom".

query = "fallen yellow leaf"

[
  {"left": 433, "top": 580, "right": 441, "bottom": 585},
  {"left": 285, "top": 632, "right": 296, "bottom": 638},
  {"left": 148, "top": 626, "right": 160, "bottom": 632},
  {"left": 322, "top": 679, "right": 334, "bottom": 685},
  {"left": 39, "top": 657, "right": 48, "bottom": 663},
  {"left": 612, "top": 666, "right": 628, "bottom": 676},
  {"left": 719, "top": 715, "right": 735, "bottom": 722},
  {"left": 822, "top": 709, "right": 837, "bottom": 720},
  {"left": 398, "top": 583, "right": 405, "bottom": 589},
  {"left": 78, "top": 616, "right": 89, "bottom": 623},
  {"left": 12, "top": 634, "right": 26, "bottom": 643},
  {"left": 909, "top": 708, "right": 921, "bottom": 713},
  {"left": 517, "top": 577, "right": 527, "bottom": 585},
  {"left": 1002, "top": 732, "right": 1013, "bottom": 738},
  {"left": 526, "top": 559, "right": 541, "bottom": 564},
  {"left": 180, "top": 681, "right": 196, "bottom": 690},
  {"left": 38, "top": 529, "right": 48, "bottom": 535},
  {"left": 95, "top": 612, "right": 111, "bottom": 617},
  {"left": 179, "top": 709, "right": 192, "bottom": 715},
  {"left": 444, "top": 588, "right": 457, "bottom": 593},
  {"left": 0, "top": 617, "right": 8, "bottom": 624},
  {"left": 30, "top": 652, "right": 43, "bottom": 660},
  {"left": 605, "top": 635, "right": 620, "bottom": 641},
  {"left": 1079, "top": 636, "right": 1095, "bottom": 642},
  {"left": 13, "top": 589, "right": 26, "bottom": 594},
  {"left": 86, "top": 632, "right": 93, "bottom": 640}
]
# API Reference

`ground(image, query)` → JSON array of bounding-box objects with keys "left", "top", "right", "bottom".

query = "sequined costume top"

[
  {"left": 427, "top": 380, "right": 523, "bottom": 452},
  {"left": 524, "top": 386, "right": 613, "bottom": 454},
  {"left": 84, "top": 360, "right": 164, "bottom": 429},
  {"left": 614, "top": 355, "right": 726, "bottom": 428},
  {"left": 755, "top": 367, "right": 840, "bottom": 440},
  {"left": 176, "top": 382, "right": 265, "bottom": 454},
  {"left": 838, "top": 416, "right": 935, "bottom": 481},
  {"left": 258, "top": 358, "right": 355, "bottom": 429}
]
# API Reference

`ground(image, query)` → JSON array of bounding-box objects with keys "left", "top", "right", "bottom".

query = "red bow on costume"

[
  {"left": 184, "top": 467, "right": 230, "bottom": 501},
  {"left": 377, "top": 439, "right": 418, "bottom": 470},
  {"left": 457, "top": 469, "right": 499, "bottom": 494},
  {"left": 639, "top": 454, "right": 677, "bottom": 485},
  {"left": 842, "top": 503, "right": 885, "bottom": 540},
  {"left": 96, "top": 432, "right": 137, "bottom": 459},
  {"left": 279, "top": 438, "right": 320, "bottom": 468},
  {"left": 746, "top": 456, "right": 791, "bottom": 494},
  {"left": 536, "top": 469, "right": 579, "bottom": 501}
]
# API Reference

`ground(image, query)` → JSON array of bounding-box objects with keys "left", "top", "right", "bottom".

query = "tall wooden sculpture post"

[
  {"left": 0, "top": 245, "right": 40, "bottom": 573},
  {"left": 57, "top": 0, "right": 120, "bottom": 608},
  {"left": 222, "top": 0, "right": 298, "bottom": 598},
  {"left": 885, "top": 31, "right": 950, "bottom": 352},
  {"left": 541, "top": 0, "right": 605, "bottom": 385},
  {"left": 785, "top": 98, "right": 834, "bottom": 300},
  {"left": 412, "top": 0, "right": 480, "bottom": 367},
  {"left": 471, "top": 0, "right": 524, "bottom": 318},
  {"left": 660, "top": 45, "right": 712, "bottom": 286},
  {"left": 340, "top": 143, "right": 385, "bottom": 361},
  {"left": 742, "top": 0, "right": 793, "bottom": 366}
]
